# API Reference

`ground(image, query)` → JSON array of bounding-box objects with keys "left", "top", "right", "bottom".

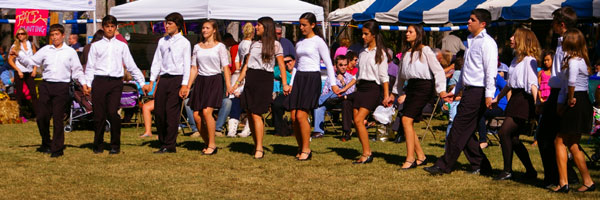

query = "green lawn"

[{"left": 0, "top": 119, "right": 599, "bottom": 199}]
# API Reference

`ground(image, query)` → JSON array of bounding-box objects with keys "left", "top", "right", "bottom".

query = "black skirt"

[
  {"left": 560, "top": 91, "right": 593, "bottom": 134},
  {"left": 504, "top": 88, "right": 535, "bottom": 120},
  {"left": 352, "top": 80, "right": 381, "bottom": 111},
  {"left": 241, "top": 69, "right": 274, "bottom": 114},
  {"left": 402, "top": 79, "right": 434, "bottom": 121},
  {"left": 284, "top": 71, "right": 321, "bottom": 110},
  {"left": 188, "top": 74, "right": 223, "bottom": 110}
]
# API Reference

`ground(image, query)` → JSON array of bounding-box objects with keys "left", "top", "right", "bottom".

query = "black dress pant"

[
  {"left": 92, "top": 76, "right": 123, "bottom": 150},
  {"left": 15, "top": 72, "right": 37, "bottom": 115},
  {"left": 537, "top": 88, "right": 579, "bottom": 185},
  {"left": 36, "top": 81, "right": 69, "bottom": 153},
  {"left": 435, "top": 87, "right": 491, "bottom": 173},
  {"left": 154, "top": 75, "right": 183, "bottom": 150},
  {"left": 323, "top": 96, "right": 354, "bottom": 132},
  {"left": 272, "top": 94, "right": 291, "bottom": 136}
]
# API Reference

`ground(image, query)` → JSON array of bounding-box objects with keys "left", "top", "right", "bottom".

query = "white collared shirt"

[
  {"left": 454, "top": 29, "right": 498, "bottom": 97},
  {"left": 548, "top": 36, "right": 564, "bottom": 88},
  {"left": 246, "top": 40, "right": 283, "bottom": 72},
  {"left": 393, "top": 46, "right": 446, "bottom": 95},
  {"left": 558, "top": 57, "right": 589, "bottom": 103},
  {"left": 507, "top": 56, "right": 539, "bottom": 94},
  {"left": 18, "top": 43, "right": 84, "bottom": 83},
  {"left": 85, "top": 36, "right": 145, "bottom": 87},
  {"left": 293, "top": 36, "right": 336, "bottom": 86},
  {"left": 149, "top": 32, "right": 191, "bottom": 85},
  {"left": 192, "top": 42, "right": 229, "bottom": 76},
  {"left": 356, "top": 47, "right": 388, "bottom": 85},
  {"left": 11, "top": 41, "right": 35, "bottom": 72}
]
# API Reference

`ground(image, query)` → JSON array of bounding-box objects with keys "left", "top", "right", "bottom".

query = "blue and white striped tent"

[{"left": 328, "top": 0, "right": 600, "bottom": 24}]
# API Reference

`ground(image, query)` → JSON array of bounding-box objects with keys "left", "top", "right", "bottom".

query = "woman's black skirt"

[
  {"left": 402, "top": 79, "right": 434, "bottom": 121},
  {"left": 241, "top": 69, "right": 274, "bottom": 114},
  {"left": 560, "top": 91, "right": 593, "bottom": 134},
  {"left": 352, "top": 80, "right": 381, "bottom": 111},
  {"left": 504, "top": 88, "right": 535, "bottom": 120},
  {"left": 188, "top": 74, "right": 223, "bottom": 110},
  {"left": 284, "top": 71, "right": 321, "bottom": 110}
]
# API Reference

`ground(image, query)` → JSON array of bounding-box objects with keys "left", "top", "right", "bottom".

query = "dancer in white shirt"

[
  {"left": 84, "top": 15, "right": 146, "bottom": 155},
  {"left": 142, "top": 13, "right": 191, "bottom": 154},
  {"left": 8, "top": 28, "right": 38, "bottom": 117},
  {"left": 13, "top": 24, "right": 85, "bottom": 157}
]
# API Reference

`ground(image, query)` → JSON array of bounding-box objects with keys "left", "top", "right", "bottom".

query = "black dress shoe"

[
  {"left": 493, "top": 171, "right": 512, "bottom": 180},
  {"left": 400, "top": 160, "right": 417, "bottom": 170},
  {"left": 254, "top": 150, "right": 264, "bottom": 159},
  {"left": 551, "top": 184, "right": 569, "bottom": 193},
  {"left": 109, "top": 149, "right": 120, "bottom": 154},
  {"left": 93, "top": 149, "right": 104, "bottom": 154},
  {"left": 575, "top": 183, "right": 596, "bottom": 192},
  {"left": 50, "top": 151, "right": 64, "bottom": 158},
  {"left": 352, "top": 154, "right": 373, "bottom": 164},
  {"left": 36, "top": 147, "right": 51, "bottom": 154},
  {"left": 423, "top": 166, "right": 445, "bottom": 175},
  {"left": 154, "top": 148, "right": 176, "bottom": 154},
  {"left": 469, "top": 169, "right": 481, "bottom": 175}
]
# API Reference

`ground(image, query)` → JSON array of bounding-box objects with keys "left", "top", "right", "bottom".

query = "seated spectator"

[
  {"left": 312, "top": 55, "right": 356, "bottom": 138},
  {"left": 334, "top": 38, "right": 350, "bottom": 59},
  {"left": 478, "top": 70, "right": 508, "bottom": 149},
  {"left": 139, "top": 99, "right": 155, "bottom": 138},
  {"left": 271, "top": 55, "right": 294, "bottom": 136},
  {"left": 345, "top": 51, "right": 358, "bottom": 76}
]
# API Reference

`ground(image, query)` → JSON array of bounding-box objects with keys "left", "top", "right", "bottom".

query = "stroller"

[{"left": 64, "top": 81, "right": 94, "bottom": 132}]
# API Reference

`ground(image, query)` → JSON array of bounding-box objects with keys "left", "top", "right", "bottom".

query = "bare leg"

[
  {"left": 554, "top": 134, "right": 569, "bottom": 190},
  {"left": 194, "top": 111, "right": 207, "bottom": 151},
  {"left": 566, "top": 134, "right": 595, "bottom": 191},
  {"left": 297, "top": 110, "right": 311, "bottom": 160},
  {"left": 250, "top": 113, "right": 264, "bottom": 158},
  {"left": 142, "top": 100, "right": 154, "bottom": 136},
  {"left": 291, "top": 109, "right": 302, "bottom": 158},
  {"left": 353, "top": 108, "right": 371, "bottom": 162},
  {"left": 202, "top": 107, "right": 216, "bottom": 154}
]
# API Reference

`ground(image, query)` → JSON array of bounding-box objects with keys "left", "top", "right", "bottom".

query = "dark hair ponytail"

[
  {"left": 299, "top": 12, "right": 323, "bottom": 38},
  {"left": 362, "top": 20, "right": 386, "bottom": 64}
]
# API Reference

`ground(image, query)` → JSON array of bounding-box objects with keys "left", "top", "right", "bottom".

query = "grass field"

[{"left": 1, "top": 118, "right": 599, "bottom": 199}]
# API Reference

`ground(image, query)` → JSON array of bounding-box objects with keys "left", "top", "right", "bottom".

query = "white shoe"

[
  {"left": 238, "top": 119, "right": 251, "bottom": 137},
  {"left": 227, "top": 119, "right": 239, "bottom": 137}
]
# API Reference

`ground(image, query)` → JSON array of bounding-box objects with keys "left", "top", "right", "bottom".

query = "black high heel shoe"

[
  {"left": 400, "top": 160, "right": 417, "bottom": 170},
  {"left": 352, "top": 154, "right": 373, "bottom": 164},
  {"left": 254, "top": 150, "right": 264, "bottom": 159},
  {"left": 201, "top": 147, "right": 218, "bottom": 155},
  {"left": 416, "top": 158, "right": 427, "bottom": 166},
  {"left": 551, "top": 184, "right": 569, "bottom": 193},
  {"left": 576, "top": 183, "right": 596, "bottom": 192},
  {"left": 297, "top": 151, "right": 312, "bottom": 161}
]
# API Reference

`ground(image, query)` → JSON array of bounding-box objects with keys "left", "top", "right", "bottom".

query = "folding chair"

[
  {"left": 179, "top": 100, "right": 192, "bottom": 135},
  {"left": 325, "top": 108, "right": 343, "bottom": 135},
  {"left": 421, "top": 96, "right": 441, "bottom": 141}
]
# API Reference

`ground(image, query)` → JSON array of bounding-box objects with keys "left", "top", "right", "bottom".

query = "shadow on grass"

[
  {"left": 270, "top": 144, "right": 299, "bottom": 157},
  {"left": 140, "top": 140, "right": 162, "bottom": 148},
  {"left": 228, "top": 142, "right": 255, "bottom": 156},
  {"left": 178, "top": 141, "right": 206, "bottom": 151}
]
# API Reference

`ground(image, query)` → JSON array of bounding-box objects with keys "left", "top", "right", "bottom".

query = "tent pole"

[{"left": 93, "top": 10, "right": 97, "bottom": 33}]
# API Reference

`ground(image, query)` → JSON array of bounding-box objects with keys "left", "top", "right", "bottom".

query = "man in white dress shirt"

[
  {"left": 83, "top": 15, "right": 146, "bottom": 154},
  {"left": 13, "top": 24, "right": 85, "bottom": 157},
  {"left": 425, "top": 9, "right": 494, "bottom": 175},
  {"left": 142, "top": 12, "right": 191, "bottom": 153}
]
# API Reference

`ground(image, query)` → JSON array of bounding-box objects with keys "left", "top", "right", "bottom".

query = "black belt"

[
  {"left": 95, "top": 75, "right": 122, "bottom": 80},
  {"left": 463, "top": 85, "right": 484, "bottom": 90},
  {"left": 160, "top": 74, "right": 182, "bottom": 78}
]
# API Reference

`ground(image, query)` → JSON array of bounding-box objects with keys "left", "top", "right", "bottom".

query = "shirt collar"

[
  {"left": 165, "top": 32, "right": 183, "bottom": 41},
  {"left": 469, "top": 29, "right": 487, "bottom": 39},
  {"left": 49, "top": 42, "right": 68, "bottom": 50}
]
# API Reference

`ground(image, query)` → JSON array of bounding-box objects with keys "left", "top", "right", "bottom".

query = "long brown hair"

[
  {"left": 12, "top": 28, "right": 28, "bottom": 54},
  {"left": 403, "top": 24, "right": 425, "bottom": 64},
  {"left": 513, "top": 27, "right": 541, "bottom": 63},
  {"left": 199, "top": 20, "right": 221, "bottom": 43},
  {"left": 257, "top": 17, "right": 276, "bottom": 63},
  {"left": 362, "top": 20, "right": 385, "bottom": 64},
  {"left": 561, "top": 28, "right": 590, "bottom": 73}
]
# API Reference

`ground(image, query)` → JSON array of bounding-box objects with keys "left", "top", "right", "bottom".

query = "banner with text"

[{"left": 15, "top": 9, "right": 49, "bottom": 36}]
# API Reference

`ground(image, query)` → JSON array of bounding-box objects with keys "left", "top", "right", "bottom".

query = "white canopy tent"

[
  {"left": 110, "top": 0, "right": 324, "bottom": 22},
  {"left": 0, "top": 0, "right": 96, "bottom": 11}
]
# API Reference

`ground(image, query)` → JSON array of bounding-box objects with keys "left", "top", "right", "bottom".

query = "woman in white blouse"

[
  {"left": 352, "top": 20, "right": 390, "bottom": 164},
  {"left": 232, "top": 17, "right": 289, "bottom": 159},
  {"left": 285, "top": 12, "right": 338, "bottom": 161},
  {"left": 389, "top": 24, "right": 446, "bottom": 169},
  {"left": 187, "top": 20, "right": 232, "bottom": 155},
  {"left": 551, "top": 29, "right": 595, "bottom": 192},
  {"left": 8, "top": 28, "right": 38, "bottom": 116},
  {"left": 492, "top": 28, "right": 539, "bottom": 181}
]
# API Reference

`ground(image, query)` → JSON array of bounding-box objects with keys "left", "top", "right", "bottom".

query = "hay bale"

[{"left": 0, "top": 94, "right": 20, "bottom": 124}]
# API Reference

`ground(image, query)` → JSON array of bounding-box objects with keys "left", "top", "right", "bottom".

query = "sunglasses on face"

[
  {"left": 17, "top": 33, "right": 26, "bottom": 36},
  {"left": 284, "top": 60, "right": 293, "bottom": 64}
]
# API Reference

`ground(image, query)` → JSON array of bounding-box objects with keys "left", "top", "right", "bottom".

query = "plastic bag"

[{"left": 372, "top": 105, "right": 395, "bottom": 125}]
